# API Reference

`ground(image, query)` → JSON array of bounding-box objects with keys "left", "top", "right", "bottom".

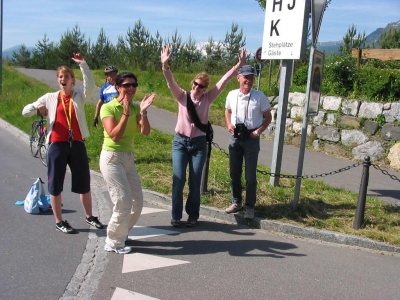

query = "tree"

[
  {"left": 165, "top": 29, "right": 183, "bottom": 69},
  {"left": 30, "top": 34, "right": 61, "bottom": 69},
  {"left": 203, "top": 36, "right": 225, "bottom": 74},
  {"left": 180, "top": 34, "right": 202, "bottom": 71},
  {"left": 125, "top": 19, "right": 155, "bottom": 70},
  {"left": 223, "top": 22, "right": 246, "bottom": 66},
  {"left": 379, "top": 26, "right": 400, "bottom": 49},
  {"left": 342, "top": 24, "right": 366, "bottom": 53},
  {"left": 58, "top": 24, "right": 87, "bottom": 67},
  {"left": 11, "top": 44, "right": 31, "bottom": 67},
  {"left": 89, "top": 28, "right": 115, "bottom": 69}
]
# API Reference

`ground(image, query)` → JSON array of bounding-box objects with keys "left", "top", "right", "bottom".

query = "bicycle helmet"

[{"left": 104, "top": 65, "right": 118, "bottom": 75}]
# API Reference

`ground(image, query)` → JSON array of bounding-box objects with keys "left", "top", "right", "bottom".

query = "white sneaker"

[
  {"left": 225, "top": 203, "right": 243, "bottom": 213},
  {"left": 104, "top": 243, "right": 132, "bottom": 254}
]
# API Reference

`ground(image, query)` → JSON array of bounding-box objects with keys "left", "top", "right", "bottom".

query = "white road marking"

[
  {"left": 111, "top": 287, "right": 160, "bottom": 300},
  {"left": 122, "top": 253, "right": 189, "bottom": 273},
  {"left": 141, "top": 207, "right": 167, "bottom": 215},
  {"left": 127, "top": 226, "right": 176, "bottom": 240}
]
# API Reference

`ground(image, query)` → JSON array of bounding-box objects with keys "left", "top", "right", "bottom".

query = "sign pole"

[
  {"left": 293, "top": 46, "right": 315, "bottom": 209},
  {"left": 269, "top": 59, "right": 293, "bottom": 186}
]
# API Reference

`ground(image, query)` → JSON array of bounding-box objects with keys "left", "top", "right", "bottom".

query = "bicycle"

[{"left": 29, "top": 110, "right": 48, "bottom": 166}]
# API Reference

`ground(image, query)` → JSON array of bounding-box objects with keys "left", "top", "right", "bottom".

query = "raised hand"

[
  {"left": 71, "top": 52, "right": 85, "bottom": 64},
  {"left": 140, "top": 94, "right": 156, "bottom": 113},
  {"left": 160, "top": 45, "right": 172, "bottom": 64},
  {"left": 237, "top": 48, "right": 247, "bottom": 67}
]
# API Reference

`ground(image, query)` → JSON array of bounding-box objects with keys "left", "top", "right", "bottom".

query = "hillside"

[{"left": 317, "top": 20, "right": 400, "bottom": 53}]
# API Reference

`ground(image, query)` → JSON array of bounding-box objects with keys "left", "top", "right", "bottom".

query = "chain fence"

[{"left": 210, "top": 141, "right": 400, "bottom": 183}]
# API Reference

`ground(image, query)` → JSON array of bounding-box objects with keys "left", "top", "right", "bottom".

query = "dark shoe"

[
  {"left": 56, "top": 220, "right": 76, "bottom": 234},
  {"left": 86, "top": 216, "right": 104, "bottom": 229},
  {"left": 186, "top": 216, "right": 197, "bottom": 227},
  {"left": 244, "top": 207, "right": 255, "bottom": 219},
  {"left": 171, "top": 219, "right": 181, "bottom": 227}
]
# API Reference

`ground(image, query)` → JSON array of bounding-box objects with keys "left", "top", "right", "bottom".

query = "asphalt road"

[
  {"left": 2, "top": 68, "right": 399, "bottom": 300},
  {"left": 0, "top": 121, "right": 93, "bottom": 300}
]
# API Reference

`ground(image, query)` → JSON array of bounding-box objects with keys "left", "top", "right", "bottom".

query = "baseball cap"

[{"left": 238, "top": 65, "right": 255, "bottom": 76}]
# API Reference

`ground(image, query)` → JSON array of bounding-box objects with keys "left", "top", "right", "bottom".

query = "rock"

[
  {"left": 358, "top": 102, "right": 383, "bottom": 118},
  {"left": 322, "top": 96, "right": 342, "bottom": 111},
  {"left": 325, "top": 113, "right": 337, "bottom": 126},
  {"left": 380, "top": 124, "right": 400, "bottom": 141},
  {"left": 341, "top": 130, "right": 369, "bottom": 146},
  {"left": 312, "top": 110, "right": 325, "bottom": 126},
  {"left": 289, "top": 92, "right": 306, "bottom": 106},
  {"left": 352, "top": 141, "right": 385, "bottom": 161},
  {"left": 387, "top": 143, "right": 400, "bottom": 171},
  {"left": 383, "top": 103, "right": 400, "bottom": 123},
  {"left": 315, "top": 126, "right": 340, "bottom": 142},
  {"left": 364, "top": 120, "right": 379, "bottom": 135},
  {"left": 339, "top": 116, "right": 360, "bottom": 129},
  {"left": 341, "top": 99, "right": 360, "bottom": 116}
]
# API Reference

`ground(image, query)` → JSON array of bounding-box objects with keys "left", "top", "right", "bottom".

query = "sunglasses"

[
  {"left": 193, "top": 81, "right": 207, "bottom": 89},
  {"left": 121, "top": 82, "right": 138, "bottom": 88}
]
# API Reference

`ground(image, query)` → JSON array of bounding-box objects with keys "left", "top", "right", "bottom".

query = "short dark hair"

[{"left": 115, "top": 72, "right": 138, "bottom": 86}]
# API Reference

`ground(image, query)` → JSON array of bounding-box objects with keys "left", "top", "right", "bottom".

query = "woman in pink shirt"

[{"left": 160, "top": 45, "right": 246, "bottom": 227}]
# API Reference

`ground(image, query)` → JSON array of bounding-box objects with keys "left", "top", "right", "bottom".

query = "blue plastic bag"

[{"left": 22, "top": 178, "right": 50, "bottom": 214}]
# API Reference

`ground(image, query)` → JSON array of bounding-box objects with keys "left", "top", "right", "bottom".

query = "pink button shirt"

[{"left": 163, "top": 67, "right": 238, "bottom": 138}]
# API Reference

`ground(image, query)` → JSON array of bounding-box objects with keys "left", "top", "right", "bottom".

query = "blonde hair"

[
  {"left": 56, "top": 66, "right": 75, "bottom": 85},
  {"left": 191, "top": 72, "right": 210, "bottom": 88}
]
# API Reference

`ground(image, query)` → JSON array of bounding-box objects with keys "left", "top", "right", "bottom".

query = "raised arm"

[
  {"left": 208, "top": 48, "right": 247, "bottom": 100},
  {"left": 72, "top": 52, "right": 96, "bottom": 102},
  {"left": 160, "top": 45, "right": 186, "bottom": 101}
]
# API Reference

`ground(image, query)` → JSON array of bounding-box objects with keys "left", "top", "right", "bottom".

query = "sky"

[{"left": 2, "top": 0, "right": 400, "bottom": 53}]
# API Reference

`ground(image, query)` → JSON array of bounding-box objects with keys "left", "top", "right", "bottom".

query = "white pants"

[{"left": 100, "top": 150, "right": 143, "bottom": 248}]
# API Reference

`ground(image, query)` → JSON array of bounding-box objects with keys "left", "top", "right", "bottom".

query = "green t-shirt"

[{"left": 100, "top": 98, "right": 140, "bottom": 152}]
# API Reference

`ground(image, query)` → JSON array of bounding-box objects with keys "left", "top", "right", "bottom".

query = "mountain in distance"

[
  {"left": 2, "top": 45, "right": 35, "bottom": 59},
  {"left": 317, "top": 20, "right": 400, "bottom": 54}
]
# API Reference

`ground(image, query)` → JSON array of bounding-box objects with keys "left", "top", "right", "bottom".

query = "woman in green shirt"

[{"left": 100, "top": 72, "right": 156, "bottom": 254}]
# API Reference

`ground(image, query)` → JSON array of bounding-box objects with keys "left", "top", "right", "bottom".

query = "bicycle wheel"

[
  {"left": 39, "top": 135, "right": 48, "bottom": 167},
  {"left": 30, "top": 122, "right": 40, "bottom": 157},
  {"left": 39, "top": 144, "right": 48, "bottom": 167}
]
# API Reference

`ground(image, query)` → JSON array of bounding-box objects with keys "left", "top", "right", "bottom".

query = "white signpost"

[
  {"left": 261, "top": 0, "right": 309, "bottom": 60},
  {"left": 262, "top": 0, "right": 311, "bottom": 187}
]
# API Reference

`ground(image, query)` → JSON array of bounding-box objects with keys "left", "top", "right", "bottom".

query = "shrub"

[
  {"left": 353, "top": 67, "right": 400, "bottom": 101},
  {"left": 293, "top": 64, "right": 309, "bottom": 86},
  {"left": 323, "top": 52, "right": 357, "bottom": 97}
]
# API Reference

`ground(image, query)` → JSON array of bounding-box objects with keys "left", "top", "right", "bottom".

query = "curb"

[{"left": 142, "top": 187, "right": 400, "bottom": 254}]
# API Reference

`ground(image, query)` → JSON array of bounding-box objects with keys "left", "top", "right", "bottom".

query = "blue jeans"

[
  {"left": 228, "top": 135, "right": 260, "bottom": 208},
  {"left": 171, "top": 133, "right": 207, "bottom": 220}
]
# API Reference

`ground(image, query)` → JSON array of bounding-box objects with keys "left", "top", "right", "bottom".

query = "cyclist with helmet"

[{"left": 93, "top": 65, "right": 119, "bottom": 127}]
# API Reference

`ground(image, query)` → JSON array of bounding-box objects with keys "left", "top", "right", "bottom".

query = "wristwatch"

[{"left": 254, "top": 130, "right": 260, "bottom": 137}]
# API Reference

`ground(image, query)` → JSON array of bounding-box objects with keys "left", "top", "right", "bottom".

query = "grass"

[{"left": 2, "top": 64, "right": 400, "bottom": 246}]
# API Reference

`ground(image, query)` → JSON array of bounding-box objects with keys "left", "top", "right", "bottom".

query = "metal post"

[
  {"left": 0, "top": 0, "right": 3, "bottom": 93},
  {"left": 256, "top": 63, "right": 263, "bottom": 91},
  {"left": 353, "top": 156, "right": 371, "bottom": 230},
  {"left": 200, "top": 141, "right": 212, "bottom": 194},
  {"left": 269, "top": 59, "right": 292, "bottom": 186}
]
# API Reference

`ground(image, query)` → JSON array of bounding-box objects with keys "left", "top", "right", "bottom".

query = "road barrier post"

[
  {"left": 353, "top": 156, "right": 371, "bottom": 230},
  {"left": 200, "top": 141, "right": 212, "bottom": 194}
]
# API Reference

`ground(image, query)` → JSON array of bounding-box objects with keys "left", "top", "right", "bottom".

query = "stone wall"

[{"left": 266, "top": 92, "right": 400, "bottom": 170}]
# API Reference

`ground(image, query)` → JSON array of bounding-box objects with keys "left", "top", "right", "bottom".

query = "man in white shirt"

[{"left": 224, "top": 65, "right": 272, "bottom": 219}]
